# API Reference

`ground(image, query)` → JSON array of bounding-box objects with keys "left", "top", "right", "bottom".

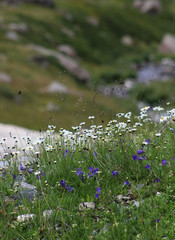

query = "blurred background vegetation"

[{"left": 0, "top": 0, "right": 175, "bottom": 130}]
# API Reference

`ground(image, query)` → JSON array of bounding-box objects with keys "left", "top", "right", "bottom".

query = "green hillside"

[{"left": 0, "top": 0, "right": 175, "bottom": 130}]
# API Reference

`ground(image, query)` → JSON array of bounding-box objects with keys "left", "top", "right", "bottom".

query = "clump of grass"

[{"left": 0, "top": 105, "right": 175, "bottom": 239}]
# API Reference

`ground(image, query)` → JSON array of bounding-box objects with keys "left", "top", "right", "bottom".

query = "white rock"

[
  {"left": 6, "top": 31, "right": 19, "bottom": 41},
  {"left": 79, "top": 202, "right": 95, "bottom": 210},
  {"left": 133, "top": 0, "right": 161, "bottom": 14},
  {"left": 159, "top": 34, "right": 175, "bottom": 54},
  {"left": 29, "top": 44, "right": 90, "bottom": 82},
  {"left": 17, "top": 214, "right": 36, "bottom": 222},
  {"left": 141, "top": 0, "right": 161, "bottom": 14},
  {"left": 86, "top": 16, "right": 99, "bottom": 27},
  {"left": 44, "top": 81, "right": 68, "bottom": 94},
  {"left": 0, "top": 72, "right": 12, "bottom": 83},
  {"left": 121, "top": 35, "right": 133, "bottom": 46},
  {"left": 8, "top": 22, "right": 28, "bottom": 32},
  {"left": 43, "top": 210, "right": 53, "bottom": 218},
  {"left": 57, "top": 45, "right": 77, "bottom": 58}
]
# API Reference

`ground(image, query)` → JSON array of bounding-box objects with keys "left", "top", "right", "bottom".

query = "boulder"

[
  {"left": 57, "top": 45, "right": 77, "bottom": 58},
  {"left": 133, "top": 0, "right": 161, "bottom": 14},
  {"left": 5, "top": 31, "right": 19, "bottom": 41},
  {"left": 0, "top": 72, "right": 12, "bottom": 83},
  {"left": 43, "top": 210, "right": 53, "bottom": 218},
  {"left": 159, "top": 34, "right": 175, "bottom": 54},
  {"left": 86, "top": 16, "right": 99, "bottom": 27},
  {"left": 17, "top": 214, "right": 36, "bottom": 222},
  {"left": 43, "top": 81, "right": 68, "bottom": 94},
  {"left": 121, "top": 35, "right": 133, "bottom": 46},
  {"left": 61, "top": 27, "right": 75, "bottom": 38},
  {"left": 29, "top": 44, "right": 90, "bottom": 83},
  {"left": 13, "top": 181, "right": 37, "bottom": 201},
  {"left": 79, "top": 202, "right": 95, "bottom": 210},
  {"left": 8, "top": 22, "right": 28, "bottom": 33}
]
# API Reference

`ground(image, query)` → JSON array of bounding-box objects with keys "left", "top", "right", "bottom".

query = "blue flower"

[
  {"left": 155, "top": 219, "right": 160, "bottom": 223},
  {"left": 156, "top": 178, "right": 160, "bottom": 183},
  {"left": 124, "top": 180, "right": 130, "bottom": 186},
  {"left": 112, "top": 171, "right": 118, "bottom": 176},
  {"left": 68, "top": 186, "right": 74, "bottom": 192},
  {"left": 87, "top": 167, "right": 98, "bottom": 178},
  {"left": 145, "top": 164, "right": 150, "bottom": 169},
  {"left": 60, "top": 180, "right": 66, "bottom": 188},
  {"left": 95, "top": 193, "right": 100, "bottom": 199},
  {"left": 93, "top": 151, "right": 97, "bottom": 157},
  {"left": 162, "top": 159, "right": 167, "bottom": 166},
  {"left": 20, "top": 164, "right": 25, "bottom": 171},
  {"left": 170, "top": 128, "right": 174, "bottom": 132},
  {"left": 76, "top": 168, "right": 84, "bottom": 180},
  {"left": 28, "top": 169, "right": 33, "bottom": 174},
  {"left": 95, "top": 187, "right": 101, "bottom": 199},
  {"left": 145, "top": 139, "right": 150, "bottom": 144},
  {"left": 64, "top": 149, "right": 68, "bottom": 157},
  {"left": 137, "top": 150, "right": 144, "bottom": 155},
  {"left": 132, "top": 154, "right": 138, "bottom": 161}
]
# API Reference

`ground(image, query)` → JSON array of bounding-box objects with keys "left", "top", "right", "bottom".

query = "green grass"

[{"left": 1, "top": 105, "right": 175, "bottom": 239}]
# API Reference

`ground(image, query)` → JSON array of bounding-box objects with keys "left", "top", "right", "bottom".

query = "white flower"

[
  {"left": 116, "top": 113, "right": 124, "bottom": 118},
  {"left": 155, "top": 133, "right": 161, "bottom": 137},
  {"left": 26, "top": 146, "right": 34, "bottom": 151},
  {"left": 153, "top": 106, "right": 164, "bottom": 111},
  {"left": 45, "top": 145, "right": 53, "bottom": 151},
  {"left": 47, "top": 129, "right": 54, "bottom": 134},
  {"left": 88, "top": 116, "right": 95, "bottom": 119},
  {"left": 124, "top": 112, "right": 132, "bottom": 119},
  {"left": 140, "top": 106, "right": 150, "bottom": 112},
  {"left": 80, "top": 122, "right": 86, "bottom": 125},
  {"left": 160, "top": 116, "right": 168, "bottom": 123},
  {"left": 34, "top": 171, "right": 41, "bottom": 175},
  {"left": 109, "top": 120, "right": 117, "bottom": 124},
  {"left": 137, "top": 113, "right": 148, "bottom": 119}
]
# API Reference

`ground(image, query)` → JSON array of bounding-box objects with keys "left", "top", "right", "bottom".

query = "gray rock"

[
  {"left": 115, "top": 194, "right": 131, "bottom": 201},
  {"left": 133, "top": 0, "right": 161, "bottom": 14},
  {"left": 121, "top": 35, "right": 133, "bottom": 46},
  {"left": 61, "top": 27, "right": 75, "bottom": 38},
  {"left": 13, "top": 181, "right": 37, "bottom": 201},
  {"left": 29, "top": 45, "right": 90, "bottom": 83},
  {"left": 45, "top": 81, "right": 68, "bottom": 94},
  {"left": 17, "top": 214, "right": 36, "bottom": 222},
  {"left": 57, "top": 45, "right": 77, "bottom": 58},
  {"left": 45, "top": 102, "right": 60, "bottom": 112},
  {"left": 79, "top": 202, "right": 95, "bottom": 210},
  {"left": 0, "top": 72, "right": 12, "bottom": 83},
  {"left": 15, "top": 175, "right": 27, "bottom": 183},
  {"left": 8, "top": 22, "right": 28, "bottom": 33},
  {"left": 132, "top": 200, "right": 144, "bottom": 207},
  {"left": 43, "top": 209, "right": 53, "bottom": 218},
  {"left": 0, "top": 160, "right": 9, "bottom": 168},
  {"left": 86, "top": 16, "right": 99, "bottom": 27},
  {"left": 4, "top": 196, "right": 14, "bottom": 204},
  {"left": 159, "top": 34, "right": 175, "bottom": 54},
  {"left": 141, "top": 0, "right": 161, "bottom": 14},
  {"left": 98, "top": 84, "right": 129, "bottom": 98},
  {"left": 137, "top": 61, "right": 175, "bottom": 83},
  {"left": 6, "top": 31, "right": 19, "bottom": 41},
  {"left": 136, "top": 183, "right": 145, "bottom": 189}
]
